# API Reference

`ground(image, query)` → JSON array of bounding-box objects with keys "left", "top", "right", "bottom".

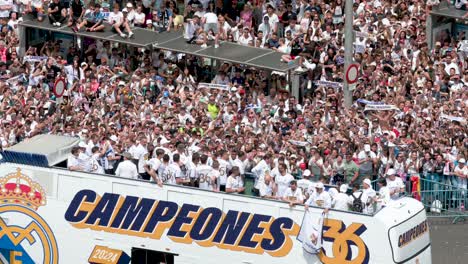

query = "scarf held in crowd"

[{"left": 364, "top": 104, "right": 399, "bottom": 111}]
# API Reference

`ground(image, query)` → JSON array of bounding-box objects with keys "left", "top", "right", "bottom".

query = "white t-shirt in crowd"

[
  {"left": 275, "top": 173, "right": 294, "bottom": 198},
  {"left": 387, "top": 177, "right": 405, "bottom": 200},
  {"left": 203, "top": 12, "right": 218, "bottom": 24},
  {"left": 226, "top": 175, "right": 243, "bottom": 190},
  {"left": 115, "top": 160, "right": 139, "bottom": 180},
  {"left": 283, "top": 187, "right": 304, "bottom": 203},
  {"left": 108, "top": 12, "right": 124, "bottom": 24},
  {"left": 197, "top": 164, "right": 214, "bottom": 190}
]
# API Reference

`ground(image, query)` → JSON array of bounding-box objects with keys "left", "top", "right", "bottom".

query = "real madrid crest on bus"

[{"left": 0, "top": 168, "right": 59, "bottom": 264}]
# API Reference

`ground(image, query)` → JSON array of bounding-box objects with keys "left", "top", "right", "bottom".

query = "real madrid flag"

[{"left": 297, "top": 211, "right": 325, "bottom": 254}]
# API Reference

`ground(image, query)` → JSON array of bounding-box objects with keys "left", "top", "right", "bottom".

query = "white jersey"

[
  {"left": 275, "top": 173, "right": 295, "bottom": 198},
  {"left": 387, "top": 177, "right": 405, "bottom": 200},
  {"left": 217, "top": 159, "right": 231, "bottom": 186},
  {"left": 332, "top": 193, "right": 351, "bottom": 211},
  {"left": 226, "top": 175, "right": 243, "bottom": 190},
  {"left": 197, "top": 165, "right": 214, "bottom": 191},
  {"left": 306, "top": 191, "right": 332, "bottom": 209},
  {"left": 162, "top": 163, "right": 180, "bottom": 184},
  {"left": 283, "top": 187, "right": 304, "bottom": 203},
  {"left": 89, "top": 154, "right": 104, "bottom": 174}
]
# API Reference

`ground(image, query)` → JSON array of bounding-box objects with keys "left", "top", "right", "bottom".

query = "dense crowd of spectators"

[{"left": 0, "top": 0, "right": 466, "bottom": 212}]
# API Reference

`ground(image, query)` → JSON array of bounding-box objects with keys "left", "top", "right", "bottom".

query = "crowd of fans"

[{"left": 0, "top": 0, "right": 467, "bottom": 213}]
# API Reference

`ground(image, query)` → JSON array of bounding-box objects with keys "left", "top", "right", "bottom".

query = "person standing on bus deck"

[
  {"left": 374, "top": 178, "right": 390, "bottom": 210},
  {"left": 226, "top": 166, "right": 245, "bottom": 194},
  {"left": 115, "top": 152, "right": 139, "bottom": 180},
  {"left": 68, "top": 146, "right": 84, "bottom": 171},
  {"left": 305, "top": 182, "right": 331, "bottom": 213},
  {"left": 282, "top": 180, "right": 304, "bottom": 207},
  {"left": 362, "top": 178, "right": 377, "bottom": 214},
  {"left": 332, "top": 184, "right": 351, "bottom": 211},
  {"left": 386, "top": 169, "right": 405, "bottom": 200},
  {"left": 48, "top": 0, "right": 68, "bottom": 27}
]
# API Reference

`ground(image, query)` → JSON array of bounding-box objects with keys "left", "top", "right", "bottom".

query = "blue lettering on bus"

[
  {"left": 261, "top": 217, "right": 293, "bottom": 251},
  {"left": 110, "top": 196, "right": 156, "bottom": 231},
  {"left": 190, "top": 207, "right": 223, "bottom": 241},
  {"left": 85, "top": 193, "right": 119, "bottom": 226},
  {"left": 212, "top": 211, "right": 250, "bottom": 245},
  {"left": 238, "top": 214, "right": 272, "bottom": 248},
  {"left": 143, "top": 200, "right": 178, "bottom": 233},
  {"left": 64, "top": 189, "right": 96, "bottom": 222},
  {"left": 167, "top": 204, "right": 200, "bottom": 238}
]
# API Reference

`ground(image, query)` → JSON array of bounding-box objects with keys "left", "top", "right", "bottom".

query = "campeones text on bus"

[{"left": 65, "top": 190, "right": 300, "bottom": 257}]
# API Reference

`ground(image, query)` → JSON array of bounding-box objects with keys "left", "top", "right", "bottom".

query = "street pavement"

[{"left": 429, "top": 218, "right": 468, "bottom": 264}]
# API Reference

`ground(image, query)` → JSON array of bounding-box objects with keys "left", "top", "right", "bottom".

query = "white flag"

[{"left": 297, "top": 211, "right": 325, "bottom": 254}]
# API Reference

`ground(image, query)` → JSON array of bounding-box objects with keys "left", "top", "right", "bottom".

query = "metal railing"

[{"left": 372, "top": 176, "right": 467, "bottom": 224}]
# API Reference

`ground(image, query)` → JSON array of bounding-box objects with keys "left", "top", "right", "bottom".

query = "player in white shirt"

[
  {"left": 217, "top": 150, "right": 232, "bottom": 192},
  {"left": 171, "top": 154, "right": 189, "bottom": 185},
  {"left": 275, "top": 164, "right": 295, "bottom": 199},
  {"left": 333, "top": 184, "right": 351, "bottom": 211},
  {"left": 297, "top": 169, "right": 313, "bottom": 199},
  {"left": 68, "top": 147, "right": 84, "bottom": 171},
  {"left": 362, "top": 178, "right": 377, "bottom": 214},
  {"left": 305, "top": 182, "right": 332, "bottom": 213},
  {"left": 282, "top": 180, "right": 304, "bottom": 206},
  {"left": 206, "top": 160, "right": 221, "bottom": 192},
  {"left": 374, "top": 178, "right": 391, "bottom": 210},
  {"left": 145, "top": 149, "right": 164, "bottom": 186},
  {"left": 89, "top": 146, "right": 104, "bottom": 174},
  {"left": 386, "top": 169, "right": 405, "bottom": 200},
  {"left": 226, "top": 166, "right": 245, "bottom": 194},
  {"left": 134, "top": 138, "right": 149, "bottom": 180},
  {"left": 197, "top": 155, "right": 215, "bottom": 191},
  {"left": 115, "top": 152, "right": 139, "bottom": 180},
  {"left": 252, "top": 154, "right": 273, "bottom": 191},
  {"left": 258, "top": 174, "right": 275, "bottom": 199}
]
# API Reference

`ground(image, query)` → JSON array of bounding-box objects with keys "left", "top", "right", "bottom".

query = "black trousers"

[{"left": 49, "top": 14, "right": 66, "bottom": 24}]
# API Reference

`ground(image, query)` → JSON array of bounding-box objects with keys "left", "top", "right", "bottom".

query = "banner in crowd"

[
  {"left": 23, "top": 56, "right": 48, "bottom": 63},
  {"left": 289, "top": 140, "right": 309, "bottom": 147},
  {"left": 440, "top": 113, "right": 466, "bottom": 123},
  {"left": 357, "top": 99, "right": 384, "bottom": 105},
  {"left": 314, "top": 80, "right": 343, "bottom": 89},
  {"left": 364, "top": 104, "right": 399, "bottom": 111},
  {"left": 297, "top": 211, "right": 325, "bottom": 255},
  {"left": 198, "top": 82, "right": 230, "bottom": 91}
]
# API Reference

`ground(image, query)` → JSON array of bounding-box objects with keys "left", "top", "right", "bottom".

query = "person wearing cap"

[
  {"left": 386, "top": 169, "right": 405, "bottom": 200},
  {"left": 282, "top": 180, "right": 304, "bottom": 207},
  {"left": 125, "top": 2, "right": 135, "bottom": 25},
  {"left": 297, "top": 169, "right": 314, "bottom": 199},
  {"left": 108, "top": 4, "right": 134, "bottom": 38},
  {"left": 454, "top": 158, "right": 467, "bottom": 191},
  {"left": 361, "top": 178, "right": 376, "bottom": 214},
  {"left": 332, "top": 183, "right": 351, "bottom": 211},
  {"left": 115, "top": 152, "right": 139, "bottom": 180},
  {"left": 357, "top": 144, "right": 377, "bottom": 183},
  {"left": 305, "top": 181, "right": 331, "bottom": 213}
]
